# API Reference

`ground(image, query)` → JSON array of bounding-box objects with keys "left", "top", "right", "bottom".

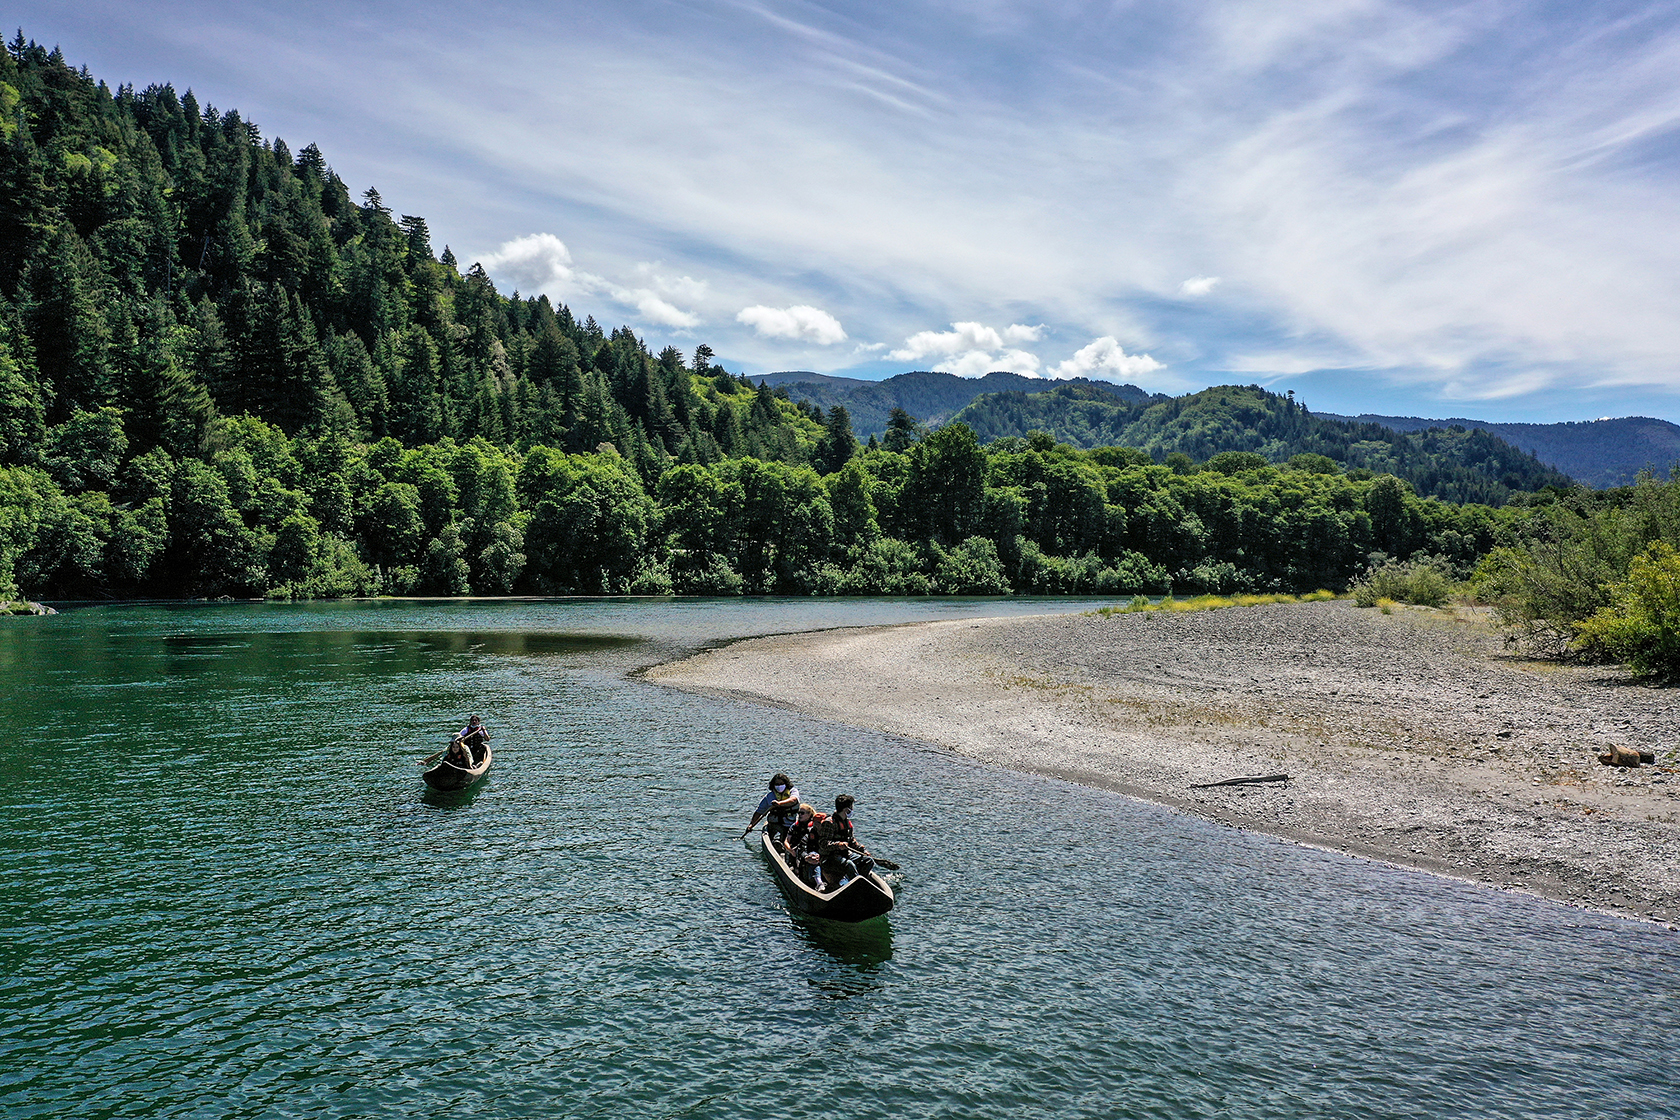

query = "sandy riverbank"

[{"left": 648, "top": 599, "right": 1680, "bottom": 927}]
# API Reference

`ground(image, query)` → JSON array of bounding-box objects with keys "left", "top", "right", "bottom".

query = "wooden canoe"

[
  {"left": 758, "top": 831, "right": 894, "bottom": 922},
  {"left": 422, "top": 745, "right": 492, "bottom": 791}
]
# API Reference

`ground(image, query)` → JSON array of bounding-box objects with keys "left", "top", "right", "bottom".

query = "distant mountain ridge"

[
  {"left": 764, "top": 370, "right": 1677, "bottom": 491},
  {"left": 758, "top": 370, "right": 1157, "bottom": 439},
  {"left": 1320, "top": 414, "right": 1680, "bottom": 489},
  {"left": 944, "top": 383, "right": 1572, "bottom": 505}
]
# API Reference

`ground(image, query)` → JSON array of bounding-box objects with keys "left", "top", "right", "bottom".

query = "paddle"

[
  {"left": 869, "top": 855, "right": 901, "bottom": 871},
  {"left": 419, "top": 749, "right": 445, "bottom": 767}
]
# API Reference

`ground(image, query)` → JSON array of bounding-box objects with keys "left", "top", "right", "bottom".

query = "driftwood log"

[
  {"left": 1189, "top": 774, "right": 1291, "bottom": 789},
  {"left": 1597, "top": 745, "right": 1656, "bottom": 767}
]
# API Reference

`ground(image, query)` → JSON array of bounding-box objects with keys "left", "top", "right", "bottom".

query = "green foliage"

[
  {"left": 1573, "top": 542, "right": 1680, "bottom": 680},
  {"left": 1351, "top": 556, "right": 1455, "bottom": 608},
  {"left": 950, "top": 383, "right": 1572, "bottom": 504},
  {"left": 1093, "top": 590, "right": 1336, "bottom": 617},
  {"left": 521, "top": 447, "right": 653, "bottom": 593},
  {"left": 0, "top": 38, "right": 1640, "bottom": 611},
  {"left": 931, "top": 536, "right": 1011, "bottom": 595},
  {"left": 1476, "top": 473, "right": 1680, "bottom": 657},
  {"left": 836, "top": 537, "right": 930, "bottom": 596}
]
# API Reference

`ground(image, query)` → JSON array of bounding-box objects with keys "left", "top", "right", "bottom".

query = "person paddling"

[
  {"left": 442, "top": 734, "right": 472, "bottom": 769},
  {"left": 741, "top": 773, "right": 800, "bottom": 842},
  {"left": 458, "top": 715, "right": 490, "bottom": 763},
  {"left": 814, "top": 794, "right": 875, "bottom": 890}
]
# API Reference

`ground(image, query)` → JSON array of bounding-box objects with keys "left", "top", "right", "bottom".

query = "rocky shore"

[{"left": 649, "top": 599, "right": 1680, "bottom": 927}]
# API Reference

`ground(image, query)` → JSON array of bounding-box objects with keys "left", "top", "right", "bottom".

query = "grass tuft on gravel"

[{"left": 1092, "top": 590, "right": 1337, "bottom": 617}]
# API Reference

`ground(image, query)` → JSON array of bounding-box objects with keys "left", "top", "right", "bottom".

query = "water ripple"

[{"left": 4, "top": 601, "right": 1677, "bottom": 1119}]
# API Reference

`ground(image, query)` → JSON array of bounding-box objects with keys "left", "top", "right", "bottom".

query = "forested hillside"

[
  {"left": 1323, "top": 413, "right": 1680, "bottom": 489},
  {"left": 0, "top": 36, "right": 1637, "bottom": 606},
  {"left": 950, "top": 384, "right": 1574, "bottom": 505},
  {"left": 758, "top": 370, "right": 1157, "bottom": 439}
]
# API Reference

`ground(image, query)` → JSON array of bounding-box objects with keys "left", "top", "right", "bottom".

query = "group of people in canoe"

[
  {"left": 441, "top": 715, "right": 491, "bottom": 769},
  {"left": 741, "top": 773, "right": 876, "bottom": 892}
]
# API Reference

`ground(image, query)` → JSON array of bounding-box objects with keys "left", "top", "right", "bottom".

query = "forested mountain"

[
  {"left": 949, "top": 384, "right": 1575, "bottom": 505},
  {"left": 758, "top": 369, "right": 1157, "bottom": 439},
  {"left": 0, "top": 36, "right": 1623, "bottom": 605},
  {"left": 1321, "top": 413, "right": 1680, "bottom": 489}
]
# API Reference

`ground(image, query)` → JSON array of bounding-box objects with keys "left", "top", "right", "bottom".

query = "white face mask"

[{"left": 773, "top": 784, "right": 786, "bottom": 793}]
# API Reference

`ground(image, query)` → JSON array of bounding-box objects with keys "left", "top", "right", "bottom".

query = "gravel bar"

[{"left": 648, "top": 598, "right": 1680, "bottom": 928}]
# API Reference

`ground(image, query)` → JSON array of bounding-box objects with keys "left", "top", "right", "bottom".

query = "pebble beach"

[{"left": 649, "top": 598, "right": 1680, "bottom": 927}]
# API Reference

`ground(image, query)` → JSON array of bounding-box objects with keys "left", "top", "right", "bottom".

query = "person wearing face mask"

[
  {"left": 741, "top": 773, "right": 801, "bottom": 842},
  {"left": 781, "top": 803, "right": 827, "bottom": 887}
]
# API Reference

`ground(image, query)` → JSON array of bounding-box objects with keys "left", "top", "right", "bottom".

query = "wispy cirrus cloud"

[{"left": 45, "top": 0, "right": 1680, "bottom": 419}]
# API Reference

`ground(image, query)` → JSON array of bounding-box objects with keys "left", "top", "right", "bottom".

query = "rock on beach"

[{"left": 649, "top": 599, "right": 1680, "bottom": 927}]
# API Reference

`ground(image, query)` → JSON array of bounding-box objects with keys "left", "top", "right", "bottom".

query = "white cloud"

[
  {"left": 888, "top": 321, "right": 1043, "bottom": 362},
  {"left": 151, "top": 0, "right": 1680, "bottom": 415},
  {"left": 478, "top": 234, "right": 701, "bottom": 328},
  {"left": 630, "top": 292, "right": 701, "bottom": 328},
  {"left": 478, "top": 233, "right": 574, "bottom": 292},
  {"left": 931, "top": 348, "right": 1043, "bottom": 378},
  {"left": 881, "top": 321, "right": 1046, "bottom": 378},
  {"left": 1050, "top": 337, "right": 1165, "bottom": 384},
  {"left": 736, "top": 304, "right": 848, "bottom": 344}
]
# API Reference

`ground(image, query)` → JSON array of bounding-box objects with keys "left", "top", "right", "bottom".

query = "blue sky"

[{"left": 19, "top": 0, "right": 1680, "bottom": 422}]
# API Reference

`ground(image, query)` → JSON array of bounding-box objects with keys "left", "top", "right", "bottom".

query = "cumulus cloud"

[
  {"left": 736, "top": 304, "right": 848, "bottom": 344},
  {"left": 478, "top": 234, "right": 701, "bottom": 328},
  {"left": 1179, "top": 276, "right": 1220, "bottom": 297},
  {"left": 927, "top": 348, "right": 1040, "bottom": 378},
  {"left": 888, "top": 321, "right": 1042, "bottom": 361},
  {"left": 882, "top": 321, "right": 1046, "bottom": 377},
  {"left": 1050, "top": 337, "right": 1165, "bottom": 383},
  {"left": 478, "top": 233, "right": 575, "bottom": 292}
]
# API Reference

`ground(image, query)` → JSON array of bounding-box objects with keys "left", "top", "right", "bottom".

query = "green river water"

[{"left": 3, "top": 598, "right": 1676, "bottom": 1119}]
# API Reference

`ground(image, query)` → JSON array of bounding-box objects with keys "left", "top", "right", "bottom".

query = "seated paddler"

[
  {"left": 783, "top": 803, "right": 826, "bottom": 886},
  {"left": 815, "top": 794, "right": 875, "bottom": 891},
  {"left": 741, "top": 773, "right": 801, "bottom": 842},
  {"left": 443, "top": 733, "right": 473, "bottom": 769},
  {"left": 458, "top": 715, "right": 490, "bottom": 762}
]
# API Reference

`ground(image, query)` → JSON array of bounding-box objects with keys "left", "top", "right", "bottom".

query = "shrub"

[
  {"left": 838, "top": 537, "right": 930, "bottom": 595},
  {"left": 1573, "top": 542, "right": 1680, "bottom": 680},
  {"left": 670, "top": 551, "right": 743, "bottom": 595},
  {"left": 932, "top": 536, "right": 1012, "bottom": 595},
  {"left": 1352, "top": 556, "right": 1453, "bottom": 607}
]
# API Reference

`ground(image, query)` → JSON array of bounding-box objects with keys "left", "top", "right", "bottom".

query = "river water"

[{"left": 3, "top": 598, "right": 1676, "bottom": 1119}]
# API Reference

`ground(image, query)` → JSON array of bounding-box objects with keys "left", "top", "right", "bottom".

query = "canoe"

[
  {"left": 422, "top": 745, "right": 492, "bottom": 791},
  {"left": 758, "top": 831, "right": 894, "bottom": 922}
]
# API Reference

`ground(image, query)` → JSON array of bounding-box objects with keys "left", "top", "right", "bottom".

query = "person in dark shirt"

[
  {"left": 458, "top": 715, "right": 490, "bottom": 763},
  {"left": 442, "top": 734, "right": 472, "bottom": 769},
  {"left": 814, "top": 794, "right": 875, "bottom": 891},
  {"left": 781, "top": 803, "right": 825, "bottom": 887}
]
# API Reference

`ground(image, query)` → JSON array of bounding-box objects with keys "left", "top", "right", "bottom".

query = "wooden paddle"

[
  {"left": 869, "top": 855, "right": 901, "bottom": 871},
  {"left": 419, "top": 748, "right": 445, "bottom": 767}
]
